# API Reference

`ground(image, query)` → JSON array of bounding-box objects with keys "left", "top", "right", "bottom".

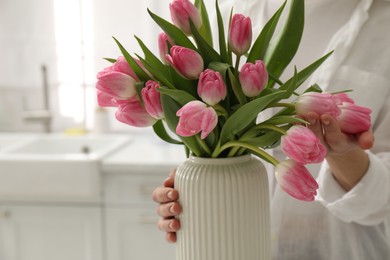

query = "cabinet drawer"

[{"left": 103, "top": 172, "right": 172, "bottom": 205}]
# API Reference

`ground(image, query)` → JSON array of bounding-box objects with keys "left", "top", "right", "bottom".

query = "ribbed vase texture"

[{"left": 175, "top": 155, "right": 271, "bottom": 260}]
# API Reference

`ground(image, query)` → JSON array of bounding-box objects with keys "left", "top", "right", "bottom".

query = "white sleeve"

[{"left": 315, "top": 151, "right": 390, "bottom": 225}]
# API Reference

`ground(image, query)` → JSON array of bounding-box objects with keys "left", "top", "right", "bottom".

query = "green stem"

[
  {"left": 234, "top": 55, "right": 241, "bottom": 76},
  {"left": 227, "top": 146, "right": 241, "bottom": 157},
  {"left": 268, "top": 102, "right": 296, "bottom": 109},
  {"left": 268, "top": 72, "right": 284, "bottom": 86},
  {"left": 255, "top": 124, "right": 288, "bottom": 135},
  {"left": 217, "top": 141, "right": 280, "bottom": 165},
  {"left": 195, "top": 135, "right": 212, "bottom": 156}
]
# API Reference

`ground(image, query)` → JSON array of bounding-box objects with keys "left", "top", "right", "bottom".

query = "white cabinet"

[
  {"left": 0, "top": 205, "right": 103, "bottom": 260},
  {"left": 103, "top": 171, "right": 176, "bottom": 260}
]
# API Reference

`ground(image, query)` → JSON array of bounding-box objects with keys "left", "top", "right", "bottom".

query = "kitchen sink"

[{"left": 0, "top": 133, "right": 132, "bottom": 202}]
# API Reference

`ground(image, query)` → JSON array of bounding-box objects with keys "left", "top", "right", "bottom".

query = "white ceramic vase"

[{"left": 175, "top": 155, "right": 271, "bottom": 260}]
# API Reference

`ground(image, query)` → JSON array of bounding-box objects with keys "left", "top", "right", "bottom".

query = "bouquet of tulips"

[{"left": 96, "top": 0, "right": 372, "bottom": 201}]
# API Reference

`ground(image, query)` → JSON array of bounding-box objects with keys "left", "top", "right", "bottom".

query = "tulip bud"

[
  {"left": 165, "top": 45, "right": 204, "bottom": 79},
  {"left": 281, "top": 125, "right": 326, "bottom": 164},
  {"left": 239, "top": 60, "right": 268, "bottom": 97},
  {"left": 197, "top": 69, "right": 227, "bottom": 105},
  {"left": 158, "top": 33, "right": 174, "bottom": 64},
  {"left": 141, "top": 80, "right": 164, "bottom": 119},
  {"left": 295, "top": 92, "right": 341, "bottom": 118},
  {"left": 176, "top": 100, "right": 218, "bottom": 139},
  {"left": 228, "top": 14, "right": 252, "bottom": 56},
  {"left": 275, "top": 159, "right": 319, "bottom": 202},
  {"left": 169, "top": 0, "right": 202, "bottom": 35},
  {"left": 337, "top": 102, "right": 372, "bottom": 134},
  {"left": 115, "top": 98, "right": 157, "bottom": 127}
]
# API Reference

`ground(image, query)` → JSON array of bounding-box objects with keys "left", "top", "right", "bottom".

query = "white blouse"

[{"left": 214, "top": 0, "right": 390, "bottom": 259}]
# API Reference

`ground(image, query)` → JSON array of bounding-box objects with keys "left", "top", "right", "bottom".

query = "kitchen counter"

[{"left": 101, "top": 134, "right": 187, "bottom": 173}]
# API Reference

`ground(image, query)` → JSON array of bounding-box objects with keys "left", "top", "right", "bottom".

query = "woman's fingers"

[
  {"left": 156, "top": 201, "right": 182, "bottom": 218},
  {"left": 357, "top": 129, "right": 374, "bottom": 150},
  {"left": 152, "top": 187, "right": 179, "bottom": 204},
  {"left": 157, "top": 217, "right": 181, "bottom": 233}
]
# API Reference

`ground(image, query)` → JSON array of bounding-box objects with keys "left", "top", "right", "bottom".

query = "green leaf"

[
  {"left": 168, "top": 67, "right": 198, "bottom": 97},
  {"left": 103, "top": 57, "right": 116, "bottom": 63},
  {"left": 219, "top": 91, "right": 285, "bottom": 145},
  {"left": 242, "top": 131, "right": 282, "bottom": 148},
  {"left": 190, "top": 20, "right": 222, "bottom": 66},
  {"left": 134, "top": 35, "right": 170, "bottom": 77},
  {"left": 247, "top": 0, "right": 286, "bottom": 63},
  {"left": 194, "top": 0, "right": 213, "bottom": 46},
  {"left": 135, "top": 54, "right": 175, "bottom": 89},
  {"left": 216, "top": 0, "right": 229, "bottom": 63},
  {"left": 158, "top": 87, "right": 197, "bottom": 105},
  {"left": 153, "top": 120, "right": 183, "bottom": 145},
  {"left": 264, "top": 0, "right": 304, "bottom": 86},
  {"left": 134, "top": 81, "right": 145, "bottom": 105},
  {"left": 262, "top": 115, "right": 308, "bottom": 125},
  {"left": 112, "top": 37, "right": 150, "bottom": 81},
  {"left": 227, "top": 67, "right": 247, "bottom": 106},
  {"left": 283, "top": 51, "right": 333, "bottom": 91},
  {"left": 148, "top": 9, "right": 197, "bottom": 51}
]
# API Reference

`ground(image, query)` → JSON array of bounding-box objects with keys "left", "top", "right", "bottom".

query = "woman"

[{"left": 152, "top": 0, "right": 390, "bottom": 258}]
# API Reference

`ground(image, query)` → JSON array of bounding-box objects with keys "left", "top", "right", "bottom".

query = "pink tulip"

[
  {"left": 165, "top": 46, "right": 204, "bottom": 79},
  {"left": 333, "top": 92, "right": 355, "bottom": 104},
  {"left": 115, "top": 98, "right": 157, "bottom": 127},
  {"left": 229, "top": 14, "right": 252, "bottom": 56},
  {"left": 112, "top": 56, "right": 140, "bottom": 81},
  {"left": 281, "top": 125, "right": 326, "bottom": 164},
  {"left": 169, "top": 0, "right": 202, "bottom": 35},
  {"left": 97, "top": 90, "right": 117, "bottom": 107},
  {"left": 176, "top": 100, "right": 218, "bottom": 139},
  {"left": 337, "top": 102, "right": 372, "bottom": 134},
  {"left": 96, "top": 70, "right": 137, "bottom": 100},
  {"left": 197, "top": 69, "right": 227, "bottom": 105},
  {"left": 239, "top": 60, "right": 268, "bottom": 97},
  {"left": 158, "top": 33, "right": 174, "bottom": 64},
  {"left": 141, "top": 80, "right": 164, "bottom": 119},
  {"left": 275, "top": 159, "right": 319, "bottom": 202},
  {"left": 295, "top": 92, "right": 341, "bottom": 118}
]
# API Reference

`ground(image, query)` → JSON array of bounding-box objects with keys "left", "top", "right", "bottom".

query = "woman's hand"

[
  {"left": 152, "top": 169, "right": 181, "bottom": 243},
  {"left": 306, "top": 112, "right": 373, "bottom": 191}
]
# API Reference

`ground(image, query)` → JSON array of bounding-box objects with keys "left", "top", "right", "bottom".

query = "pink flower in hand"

[
  {"left": 281, "top": 125, "right": 326, "bottom": 164},
  {"left": 158, "top": 33, "right": 174, "bottom": 64},
  {"left": 169, "top": 0, "right": 202, "bottom": 35},
  {"left": 239, "top": 60, "right": 268, "bottom": 97},
  {"left": 197, "top": 69, "right": 227, "bottom": 105},
  {"left": 165, "top": 46, "right": 204, "bottom": 79},
  {"left": 337, "top": 102, "right": 372, "bottom": 134},
  {"left": 115, "top": 98, "right": 157, "bottom": 127},
  {"left": 141, "top": 80, "right": 164, "bottom": 120},
  {"left": 275, "top": 159, "right": 319, "bottom": 202},
  {"left": 333, "top": 92, "right": 355, "bottom": 104},
  {"left": 229, "top": 14, "right": 252, "bottom": 56},
  {"left": 176, "top": 100, "right": 218, "bottom": 139},
  {"left": 295, "top": 92, "right": 341, "bottom": 118}
]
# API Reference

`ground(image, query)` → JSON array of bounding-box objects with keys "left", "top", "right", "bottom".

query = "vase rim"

[{"left": 188, "top": 154, "right": 252, "bottom": 164}]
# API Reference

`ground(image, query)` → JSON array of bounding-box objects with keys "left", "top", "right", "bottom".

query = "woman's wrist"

[{"left": 326, "top": 148, "right": 370, "bottom": 191}]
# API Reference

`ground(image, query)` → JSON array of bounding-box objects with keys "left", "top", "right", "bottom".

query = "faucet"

[{"left": 22, "top": 65, "right": 52, "bottom": 133}]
